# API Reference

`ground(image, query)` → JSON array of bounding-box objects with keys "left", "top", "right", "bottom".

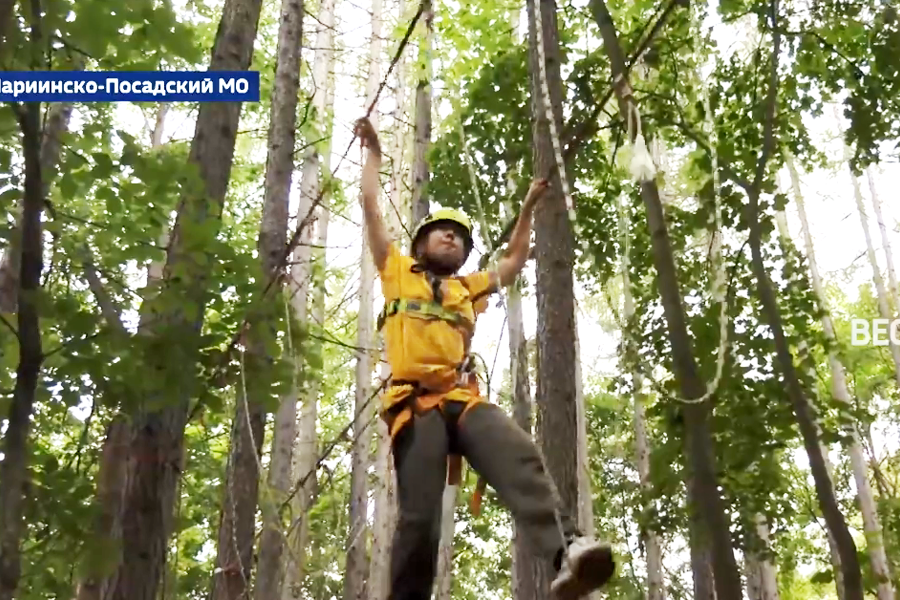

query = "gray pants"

[{"left": 388, "top": 402, "right": 577, "bottom": 600}]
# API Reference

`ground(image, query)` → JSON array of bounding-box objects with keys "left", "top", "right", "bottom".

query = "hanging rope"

[
  {"left": 531, "top": 0, "right": 577, "bottom": 228},
  {"left": 609, "top": 55, "right": 730, "bottom": 405}
]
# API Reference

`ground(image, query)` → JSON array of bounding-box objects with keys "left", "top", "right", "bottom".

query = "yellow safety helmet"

[{"left": 411, "top": 208, "right": 474, "bottom": 259}]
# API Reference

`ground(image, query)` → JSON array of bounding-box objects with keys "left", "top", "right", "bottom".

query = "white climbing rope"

[
  {"left": 531, "top": 0, "right": 575, "bottom": 223},
  {"left": 609, "top": 58, "right": 730, "bottom": 405}
]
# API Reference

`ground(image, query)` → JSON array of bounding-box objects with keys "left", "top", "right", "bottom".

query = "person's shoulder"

[{"left": 381, "top": 241, "right": 414, "bottom": 272}]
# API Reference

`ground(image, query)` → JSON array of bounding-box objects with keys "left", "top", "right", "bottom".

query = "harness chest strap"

[{"left": 377, "top": 298, "right": 475, "bottom": 335}]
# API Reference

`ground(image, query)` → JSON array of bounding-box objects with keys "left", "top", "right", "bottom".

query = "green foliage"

[{"left": 2, "top": 0, "right": 899, "bottom": 597}]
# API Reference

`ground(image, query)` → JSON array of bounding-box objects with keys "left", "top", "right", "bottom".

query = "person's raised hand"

[
  {"left": 523, "top": 178, "right": 549, "bottom": 210},
  {"left": 354, "top": 116, "right": 381, "bottom": 156}
]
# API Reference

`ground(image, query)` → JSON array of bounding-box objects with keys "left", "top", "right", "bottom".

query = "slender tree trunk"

[
  {"left": 866, "top": 170, "right": 899, "bottom": 314},
  {"left": 246, "top": 0, "right": 305, "bottom": 597},
  {"left": 111, "top": 0, "right": 264, "bottom": 596},
  {"left": 507, "top": 279, "right": 549, "bottom": 600},
  {"left": 76, "top": 413, "right": 131, "bottom": 600},
  {"left": 836, "top": 110, "right": 900, "bottom": 386},
  {"left": 280, "top": 4, "right": 336, "bottom": 596},
  {"left": 1, "top": 87, "right": 78, "bottom": 600},
  {"left": 369, "top": 55, "right": 408, "bottom": 600},
  {"left": 620, "top": 220, "right": 665, "bottom": 600},
  {"left": 526, "top": 2, "right": 579, "bottom": 596},
  {"left": 344, "top": 4, "right": 383, "bottom": 595},
  {"left": 0, "top": 100, "right": 74, "bottom": 313},
  {"left": 744, "top": 514, "right": 779, "bottom": 600},
  {"left": 409, "top": 0, "right": 433, "bottom": 225},
  {"left": 686, "top": 476, "right": 716, "bottom": 600},
  {"left": 434, "top": 485, "right": 457, "bottom": 600},
  {"left": 574, "top": 319, "right": 593, "bottom": 537},
  {"left": 573, "top": 313, "right": 601, "bottom": 600},
  {"left": 587, "top": 1, "right": 742, "bottom": 596},
  {"left": 743, "top": 66, "right": 863, "bottom": 596},
  {"left": 0, "top": 102, "right": 45, "bottom": 600},
  {"left": 785, "top": 154, "right": 895, "bottom": 600},
  {"left": 145, "top": 103, "right": 173, "bottom": 293},
  {"left": 210, "top": 0, "right": 300, "bottom": 586},
  {"left": 368, "top": 417, "right": 395, "bottom": 600}
]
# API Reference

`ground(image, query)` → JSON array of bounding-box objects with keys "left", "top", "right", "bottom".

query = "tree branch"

[
  {"left": 562, "top": 0, "right": 680, "bottom": 156},
  {"left": 79, "top": 245, "right": 126, "bottom": 334},
  {"left": 753, "top": 0, "right": 781, "bottom": 194},
  {"left": 654, "top": 113, "right": 753, "bottom": 193},
  {"left": 477, "top": 0, "right": 681, "bottom": 273}
]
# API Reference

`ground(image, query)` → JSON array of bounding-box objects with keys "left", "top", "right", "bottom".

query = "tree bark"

[
  {"left": 213, "top": 0, "right": 302, "bottom": 597},
  {"left": 586, "top": 1, "right": 743, "bottom": 596},
  {"left": 742, "top": 25, "right": 863, "bottom": 598},
  {"left": 836, "top": 108, "right": 900, "bottom": 386},
  {"left": 282, "top": 27, "right": 337, "bottom": 597},
  {"left": 368, "top": 418, "right": 395, "bottom": 600},
  {"left": 368, "top": 58, "right": 408, "bottom": 600},
  {"left": 744, "top": 515, "right": 779, "bottom": 600},
  {"left": 409, "top": 0, "right": 433, "bottom": 226},
  {"left": 344, "top": 2, "right": 383, "bottom": 594},
  {"left": 866, "top": 169, "right": 899, "bottom": 315},
  {"left": 110, "top": 0, "right": 263, "bottom": 596},
  {"left": 250, "top": 0, "right": 305, "bottom": 597},
  {"left": 433, "top": 485, "right": 457, "bottom": 600},
  {"left": 785, "top": 154, "right": 895, "bottom": 600},
  {"left": 526, "top": 0, "right": 578, "bottom": 594},
  {"left": 0, "top": 100, "right": 74, "bottom": 313},
  {"left": 685, "top": 475, "right": 716, "bottom": 600},
  {"left": 507, "top": 280, "right": 550, "bottom": 600},
  {"left": 0, "top": 102, "right": 45, "bottom": 600},
  {"left": 620, "top": 225, "right": 665, "bottom": 600},
  {"left": 573, "top": 313, "right": 601, "bottom": 600}
]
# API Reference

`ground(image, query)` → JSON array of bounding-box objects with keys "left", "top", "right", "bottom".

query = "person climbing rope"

[{"left": 354, "top": 115, "right": 616, "bottom": 600}]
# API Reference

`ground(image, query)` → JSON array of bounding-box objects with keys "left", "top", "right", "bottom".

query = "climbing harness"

[{"left": 376, "top": 259, "right": 489, "bottom": 488}]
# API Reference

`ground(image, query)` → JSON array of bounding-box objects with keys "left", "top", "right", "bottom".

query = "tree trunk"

[
  {"left": 279, "top": 3, "right": 337, "bottom": 596},
  {"left": 110, "top": 0, "right": 263, "bottom": 596},
  {"left": 685, "top": 475, "right": 716, "bottom": 600},
  {"left": 507, "top": 280, "right": 550, "bottom": 600},
  {"left": 433, "top": 485, "right": 457, "bottom": 600},
  {"left": 587, "top": 1, "right": 742, "bottom": 596},
  {"left": 245, "top": 0, "right": 304, "bottom": 598},
  {"left": 743, "top": 82, "right": 863, "bottom": 598},
  {"left": 0, "top": 99, "right": 74, "bottom": 313},
  {"left": 409, "top": 0, "right": 433, "bottom": 226},
  {"left": 574, "top": 319, "right": 593, "bottom": 538},
  {"left": 368, "top": 418, "right": 395, "bottom": 600},
  {"left": 76, "top": 104, "right": 169, "bottom": 600},
  {"left": 344, "top": 2, "right": 383, "bottom": 597},
  {"left": 866, "top": 169, "right": 899, "bottom": 314},
  {"left": 0, "top": 102, "right": 45, "bottom": 600},
  {"left": 145, "top": 104, "right": 172, "bottom": 293},
  {"left": 620, "top": 221, "right": 665, "bottom": 600},
  {"left": 526, "top": 0, "right": 578, "bottom": 593},
  {"left": 573, "top": 313, "right": 601, "bottom": 600},
  {"left": 786, "top": 154, "right": 895, "bottom": 600},
  {"left": 368, "top": 60, "right": 408, "bottom": 600},
  {"left": 744, "top": 514, "right": 779, "bottom": 600},
  {"left": 211, "top": 0, "right": 301, "bottom": 585},
  {"left": 836, "top": 110, "right": 900, "bottom": 386}
]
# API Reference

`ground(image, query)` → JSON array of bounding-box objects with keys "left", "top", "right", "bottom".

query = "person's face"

[{"left": 419, "top": 223, "right": 468, "bottom": 271}]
